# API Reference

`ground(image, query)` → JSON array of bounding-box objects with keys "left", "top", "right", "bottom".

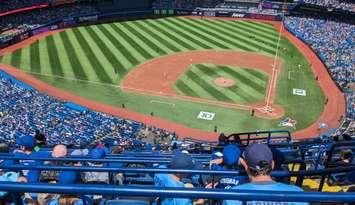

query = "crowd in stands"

[
  {"left": 152, "top": 0, "right": 223, "bottom": 9},
  {"left": 0, "top": 0, "right": 49, "bottom": 13},
  {"left": 0, "top": 4, "right": 98, "bottom": 31},
  {"left": 0, "top": 72, "right": 176, "bottom": 148},
  {"left": 301, "top": 0, "right": 355, "bottom": 13},
  {"left": 0, "top": 131, "right": 353, "bottom": 204},
  {"left": 284, "top": 16, "right": 355, "bottom": 119}
]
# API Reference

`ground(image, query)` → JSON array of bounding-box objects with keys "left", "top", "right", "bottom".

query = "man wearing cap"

[
  {"left": 208, "top": 145, "right": 248, "bottom": 190},
  {"left": 154, "top": 153, "right": 202, "bottom": 205},
  {"left": 223, "top": 143, "right": 308, "bottom": 205},
  {"left": 13, "top": 135, "right": 47, "bottom": 183}
]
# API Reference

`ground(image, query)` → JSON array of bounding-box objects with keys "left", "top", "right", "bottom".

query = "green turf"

[
  {"left": 0, "top": 17, "right": 325, "bottom": 134},
  {"left": 174, "top": 64, "right": 268, "bottom": 104}
]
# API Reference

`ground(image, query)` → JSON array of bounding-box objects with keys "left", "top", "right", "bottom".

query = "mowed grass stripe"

[
  {"left": 213, "top": 19, "right": 278, "bottom": 50},
  {"left": 109, "top": 23, "right": 145, "bottom": 65},
  {"left": 30, "top": 41, "right": 41, "bottom": 73},
  {"left": 113, "top": 24, "right": 159, "bottom": 58},
  {"left": 79, "top": 27, "right": 119, "bottom": 81},
  {"left": 110, "top": 23, "right": 153, "bottom": 60},
  {"left": 133, "top": 21, "right": 180, "bottom": 53},
  {"left": 166, "top": 18, "right": 227, "bottom": 49},
  {"left": 120, "top": 22, "right": 167, "bottom": 56},
  {"left": 172, "top": 18, "right": 231, "bottom": 49},
  {"left": 10, "top": 49, "right": 22, "bottom": 68},
  {"left": 185, "top": 69, "right": 234, "bottom": 102},
  {"left": 141, "top": 19, "right": 190, "bottom": 51},
  {"left": 156, "top": 18, "right": 211, "bottom": 49},
  {"left": 59, "top": 31, "right": 88, "bottom": 80},
  {"left": 72, "top": 28, "right": 112, "bottom": 83},
  {"left": 195, "top": 64, "right": 252, "bottom": 103},
  {"left": 85, "top": 26, "right": 126, "bottom": 76},
  {"left": 221, "top": 20, "right": 278, "bottom": 44},
  {"left": 219, "top": 66, "right": 266, "bottom": 94},
  {"left": 52, "top": 34, "right": 74, "bottom": 77},
  {"left": 239, "top": 21, "right": 278, "bottom": 36},
  {"left": 144, "top": 20, "right": 196, "bottom": 50},
  {"left": 189, "top": 19, "right": 270, "bottom": 52},
  {"left": 200, "top": 64, "right": 264, "bottom": 101},
  {"left": 97, "top": 24, "right": 138, "bottom": 67},
  {"left": 46, "top": 36, "right": 64, "bottom": 76},
  {"left": 179, "top": 18, "right": 258, "bottom": 51},
  {"left": 124, "top": 22, "right": 173, "bottom": 55},
  {"left": 164, "top": 17, "right": 221, "bottom": 49},
  {"left": 243, "top": 68, "right": 268, "bottom": 82},
  {"left": 174, "top": 80, "right": 200, "bottom": 97}
]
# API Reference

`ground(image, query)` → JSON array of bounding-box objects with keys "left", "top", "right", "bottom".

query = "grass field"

[
  {"left": 174, "top": 64, "right": 268, "bottom": 104},
  {"left": 0, "top": 17, "right": 325, "bottom": 134}
]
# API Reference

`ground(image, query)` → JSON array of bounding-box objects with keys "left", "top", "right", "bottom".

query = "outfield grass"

[
  {"left": 0, "top": 17, "right": 325, "bottom": 134},
  {"left": 174, "top": 64, "right": 268, "bottom": 104}
]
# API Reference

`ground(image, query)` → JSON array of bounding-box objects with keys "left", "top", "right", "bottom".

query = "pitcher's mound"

[{"left": 214, "top": 77, "right": 235, "bottom": 87}]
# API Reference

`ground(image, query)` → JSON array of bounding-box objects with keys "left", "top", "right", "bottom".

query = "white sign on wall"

[
  {"left": 293, "top": 88, "right": 307, "bottom": 96},
  {"left": 197, "top": 111, "right": 215, "bottom": 121}
]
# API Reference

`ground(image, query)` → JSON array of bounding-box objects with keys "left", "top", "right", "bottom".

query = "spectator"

[
  {"left": 154, "top": 153, "right": 200, "bottom": 205},
  {"left": 208, "top": 145, "right": 248, "bottom": 189},
  {"left": 82, "top": 148, "right": 109, "bottom": 184},
  {"left": 223, "top": 143, "right": 308, "bottom": 205},
  {"left": 13, "top": 135, "right": 44, "bottom": 183}
]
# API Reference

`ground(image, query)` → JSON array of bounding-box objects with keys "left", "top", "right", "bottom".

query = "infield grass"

[{"left": 0, "top": 17, "right": 325, "bottom": 134}]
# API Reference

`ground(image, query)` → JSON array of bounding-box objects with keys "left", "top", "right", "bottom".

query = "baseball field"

[{"left": 0, "top": 16, "right": 327, "bottom": 135}]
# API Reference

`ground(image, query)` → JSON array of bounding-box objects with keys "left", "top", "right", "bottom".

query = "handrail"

[
  {"left": 0, "top": 156, "right": 211, "bottom": 163},
  {"left": 0, "top": 183, "right": 354, "bottom": 202},
  {"left": 1, "top": 164, "right": 354, "bottom": 177}
]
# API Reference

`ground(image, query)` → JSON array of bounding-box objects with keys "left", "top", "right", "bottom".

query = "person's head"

[
  {"left": 241, "top": 143, "right": 274, "bottom": 180},
  {"left": 52, "top": 145, "right": 67, "bottom": 158},
  {"left": 170, "top": 153, "right": 197, "bottom": 180},
  {"left": 0, "top": 143, "right": 9, "bottom": 153},
  {"left": 223, "top": 144, "right": 241, "bottom": 166},
  {"left": 111, "top": 146, "right": 124, "bottom": 154},
  {"left": 16, "top": 135, "right": 35, "bottom": 152},
  {"left": 340, "top": 149, "right": 352, "bottom": 163},
  {"left": 34, "top": 130, "right": 46, "bottom": 146}
]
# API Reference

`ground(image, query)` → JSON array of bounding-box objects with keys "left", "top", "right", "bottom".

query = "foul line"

[{"left": 265, "top": 14, "right": 284, "bottom": 108}]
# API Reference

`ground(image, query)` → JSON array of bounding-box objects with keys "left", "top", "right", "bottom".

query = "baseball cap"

[
  {"left": 223, "top": 144, "right": 241, "bottom": 165},
  {"left": 170, "top": 153, "right": 196, "bottom": 169},
  {"left": 16, "top": 135, "right": 35, "bottom": 149},
  {"left": 91, "top": 148, "right": 106, "bottom": 159},
  {"left": 243, "top": 143, "right": 273, "bottom": 169},
  {"left": 211, "top": 151, "right": 223, "bottom": 160}
]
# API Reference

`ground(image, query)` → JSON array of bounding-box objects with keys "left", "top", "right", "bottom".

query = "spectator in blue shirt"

[
  {"left": 13, "top": 135, "right": 43, "bottom": 183},
  {"left": 223, "top": 143, "right": 308, "bottom": 205},
  {"left": 154, "top": 153, "right": 202, "bottom": 205},
  {"left": 208, "top": 145, "right": 248, "bottom": 189}
]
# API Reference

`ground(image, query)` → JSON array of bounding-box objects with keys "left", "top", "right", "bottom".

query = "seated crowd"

[
  {"left": 0, "top": 73, "right": 175, "bottom": 148},
  {"left": 0, "top": 0, "right": 49, "bottom": 13},
  {"left": 301, "top": 0, "right": 355, "bottom": 13},
  {"left": 152, "top": 0, "right": 222, "bottom": 9},
  {"left": 0, "top": 4, "right": 98, "bottom": 31},
  {"left": 0, "top": 132, "right": 353, "bottom": 204},
  {"left": 284, "top": 16, "right": 355, "bottom": 119}
]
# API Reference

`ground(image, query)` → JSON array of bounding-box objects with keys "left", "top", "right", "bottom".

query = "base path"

[{"left": 122, "top": 50, "right": 283, "bottom": 115}]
